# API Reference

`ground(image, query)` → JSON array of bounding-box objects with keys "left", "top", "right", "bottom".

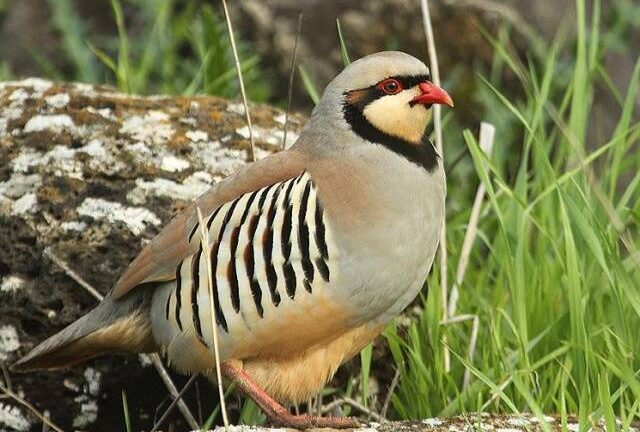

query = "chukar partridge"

[{"left": 14, "top": 51, "right": 453, "bottom": 429}]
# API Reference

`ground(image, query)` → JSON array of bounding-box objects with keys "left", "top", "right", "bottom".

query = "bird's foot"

[
  {"left": 267, "top": 412, "right": 360, "bottom": 430},
  {"left": 221, "top": 362, "right": 360, "bottom": 429}
]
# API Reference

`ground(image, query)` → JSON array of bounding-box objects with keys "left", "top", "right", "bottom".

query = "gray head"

[{"left": 305, "top": 51, "right": 453, "bottom": 170}]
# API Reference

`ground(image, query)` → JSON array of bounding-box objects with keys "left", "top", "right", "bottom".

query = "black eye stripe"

[
  {"left": 352, "top": 73, "right": 430, "bottom": 95},
  {"left": 395, "top": 74, "right": 430, "bottom": 89},
  {"left": 344, "top": 73, "right": 430, "bottom": 110}
]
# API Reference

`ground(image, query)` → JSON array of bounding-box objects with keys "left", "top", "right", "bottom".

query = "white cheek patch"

[{"left": 362, "top": 88, "right": 430, "bottom": 143}]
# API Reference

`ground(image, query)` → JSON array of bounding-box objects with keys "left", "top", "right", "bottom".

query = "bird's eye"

[{"left": 378, "top": 79, "right": 402, "bottom": 95}]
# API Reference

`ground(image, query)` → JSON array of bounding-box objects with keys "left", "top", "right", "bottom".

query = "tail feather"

[{"left": 12, "top": 290, "right": 156, "bottom": 372}]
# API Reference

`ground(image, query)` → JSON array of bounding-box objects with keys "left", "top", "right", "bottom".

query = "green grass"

[
  {"left": 42, "top": 0, "right": 270, "bottom": 100},
  {"left": 122, "top": 390, "right": 133, "bottom": 432},
  {"left": 385, "top": 0, "right": 640, "bottom": 427}
]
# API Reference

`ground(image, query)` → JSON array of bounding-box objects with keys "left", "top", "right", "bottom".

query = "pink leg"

[{"left": 221, "top": 362, "right": 360, "bottom": 429}]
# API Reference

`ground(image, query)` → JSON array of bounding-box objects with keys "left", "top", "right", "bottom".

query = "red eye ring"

[{"left": 378, "top": 78, "right": 403, "bottom": 95}]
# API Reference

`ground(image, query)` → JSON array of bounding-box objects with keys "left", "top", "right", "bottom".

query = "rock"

[
  {"left": 0, "top": 78, "right": 304, "bottom": 431},
  {"left": 208, "top": 414, "right": 638, "bottom": 431}
]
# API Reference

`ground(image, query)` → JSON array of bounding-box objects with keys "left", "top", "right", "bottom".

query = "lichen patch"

[
  {"left": 235, "top": 125, "right": 298, "bottom": 148},
  {"left": 273, "top": 113, "right": 287, "bottom": 125},
  {"left": 11, "top": 192, "right": 38, "bottom": 215},
  {"left": 0, "top": 173, "right": 42, "bottom": 199},
  {"left": 0, "top": 403, "right": 31, "bottom": 432},
  {"left": 14, "top": 145, "right": 82, "bottom": 178},
  {"left": 120, "top": 111, "right": 174, "bottom": 145},
  {"left": 45, "top": 92, "right": 70, "bottom": 109},
  {"left": 78, "top": 139, "right": 126, "bottom": 175},
  {"left": 76, "top": 197, "right": 161, "bottom": 235},
  {"left": 186, "top": 129, "right": 209, "bottom": 142},
  {"left": 160, "top": 155, "right": 190, "bottom": 172},
  {"left": 0, "top": 275, "right": 26, "bottom": 293},
  {"left": 507, "top": 418, "right": 530, "bottom": 427},
  {"left": 190, "top": 140, "right": 248, "bottom": 175},
  {"left": 11, "top": 148, "right": 43, "bottom": 173},
  {"left": 24, "top": 114, "right": 77, "bottom": 134},
  {"left": 127, "top": 176, "right": 211, "bottom": 205},
  {"left": 84, "top": 367, "right": 102, "bottom": 396},
  {"left": 423, "top": 418, "right": 444, "bottom": 426},
  {"left": 72, "top": 395, "right": 98, "bottom": 428},
  {"left": 18, "top": 77, "right": 53, "bottom": 96},
  {"left": 226, "top": 102, "right": 246, "bottom": 115},
  {"left": 86, "top": 106, "right": 116, "bottom": 121},
  {"left": 0, "top": 324, "right": 20, "bottom": 361},
  {"left": 201, "top": 148, "right": 246, "bottom": 175},
  {"left": 11, "top": 140, "right": 124, "bottom": 178},
  {"left": 8, "top": 88, "right": 29, "bottom": 104},
  {"left": 61, "top": 221, "right": 87, "bottom": 231}
]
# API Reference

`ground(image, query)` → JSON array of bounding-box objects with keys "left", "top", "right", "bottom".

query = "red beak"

[{"left": 412, "top": 82, "right": 454, "bottom": 107}]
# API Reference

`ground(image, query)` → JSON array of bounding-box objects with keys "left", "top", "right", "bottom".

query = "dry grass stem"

[
  {"left": 381, "top": 367, "right": 402, "bottom": 419},
  {"left": 283, "top": 13, "right": 303, "bottom": 150},
  {"left": 0, "top": 380, "right": 66, "bottom": 432},
  {"left": 481, "top": 376, "right": 513, "bottom": 410},
  {"left": 439, "top": 123, "right": 493, "bottom": 385},
  {"left": 464, "top": 316, "right": 479, "bottom": 389},
  {"left": 441, "top": 313, "right": 476, "bottom": 325},
  {"left": 419, "top": 0, "right": 450, "bottom": 372},
  {"left": 44, "top": 248, "right": 103, "bottom": 300},
  {"left": 321, "top": 396, "right": 383, "bottom": 422},
  {"left": 221, "top": 0, "right": 256, "bottom": 162},
  {"left": 150, "top": 374, "right": 198, "bottom": 432},
  {"left": 196, "top": 206, "right": 229, "bottom": 427},
  {"left": 41, "top": 411, "right": 50, "bottom": 432},
  {"left": 146, "top": 354, "right": 199, "bottom": 429},
  {"left": 1, "top": 362, "right": 12, "bottom": 392},
  {"left": 441, "top": 314, "right": 480, "bottom": 389}
]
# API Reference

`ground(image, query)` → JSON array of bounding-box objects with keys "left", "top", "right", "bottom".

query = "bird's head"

[{"left": 311, "top": 51, "right": 453, "bottom": 148}]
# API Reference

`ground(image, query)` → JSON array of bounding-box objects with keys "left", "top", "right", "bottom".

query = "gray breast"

[{"left": 327, "top": 153, "right": 446, "bottom": 326}]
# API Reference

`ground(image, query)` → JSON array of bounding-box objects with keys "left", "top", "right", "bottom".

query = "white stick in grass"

[
  {"left": 195, "top": 206, "right": 229, "bottom": 427},
  {"left": 221, "top": 0, "right": 256, "bottom": 162},
  {"left": 419, "top": 0, "right": 450, "bottom": 372},
  {"left": 441, "top": 314, "right": 479, "bottom": 390},
  {"left": 441, "top": 123, "right": 494, "bottom": 390},
  {"left": 448, "top": 122, "right": 495, "bottom": 318}
]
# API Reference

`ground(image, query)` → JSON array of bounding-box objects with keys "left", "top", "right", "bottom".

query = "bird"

[{"left": 14, "top": 51, "right": 453, "bottom": 429}]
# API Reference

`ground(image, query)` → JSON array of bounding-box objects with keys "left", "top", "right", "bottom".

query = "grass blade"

[
  {"left": 336, "top": 18, "right": 351, "bottom": 66},
  {"left": 122, "top": 390, "right": 132, "bottom": 432},
  {"left": 298, "top": 64, "right": 320, "bottom": 104}
]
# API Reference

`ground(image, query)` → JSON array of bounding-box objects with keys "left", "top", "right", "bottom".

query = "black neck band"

[{"left": 342, "top": 102, "right": 439, "bottom": 172}]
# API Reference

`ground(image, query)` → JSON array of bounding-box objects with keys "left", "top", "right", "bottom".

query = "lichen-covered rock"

[
  {"left": 210, "top": 413, "right": 638, "bottom": 432},
  {"left": 0, "top": 78, "right": 304, "bottom": 431}
]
